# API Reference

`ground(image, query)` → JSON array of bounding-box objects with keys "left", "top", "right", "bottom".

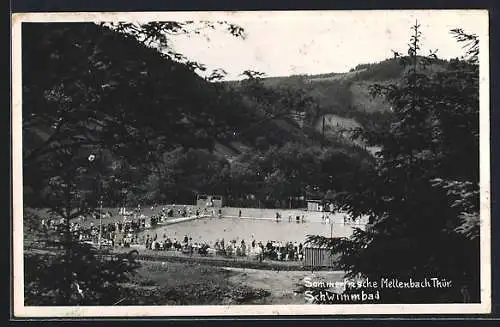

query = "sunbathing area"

[{"left": 34, "top": 205, "right": 368, "bottom": 264}]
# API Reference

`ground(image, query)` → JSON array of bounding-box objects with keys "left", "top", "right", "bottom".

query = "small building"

[
  {"left": 196, "top": 194, "right": 223, "bottom": 208},
  {"left": 307, "top": 199, "right": 322, "bottom": 212},
  {"left": 303, "top": 244, "right": 339, "bottom": 269}
]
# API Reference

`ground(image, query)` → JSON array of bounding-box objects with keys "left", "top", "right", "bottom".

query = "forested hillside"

[
  {"left": 224, "top": 56, "right": 450, "bottom": 148},
  {"left": 23, "top": 22, "right": 372, "bottom": 209}
]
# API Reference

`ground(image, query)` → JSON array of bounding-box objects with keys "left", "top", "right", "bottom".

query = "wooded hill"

[
  {"left": 21, "top": 22, "right": 464, "bottom": 208},
  {"left": 226, "top": 56, "right": 449, "bottom": 115},
  {"left": 223, "top": 57, "right": 451, "bottom": 151},
  {"left": 22, "top": 22, "right": 372, "bottom": 207}
]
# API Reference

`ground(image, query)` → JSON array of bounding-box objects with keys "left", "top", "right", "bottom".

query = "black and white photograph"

[{"left": 12, "top": 10, "right": 490, "bottom": 316}]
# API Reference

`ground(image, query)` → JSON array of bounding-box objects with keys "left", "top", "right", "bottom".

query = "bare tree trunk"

[{"left": 64, "top": 172, "right": 73, "bottom": 304}]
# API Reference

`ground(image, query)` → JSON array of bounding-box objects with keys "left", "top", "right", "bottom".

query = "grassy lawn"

[
  {"left": 120, "top": 261, "right": 271, "bottom": 305},
  {"left": 122, "top": 260, "right": 344, "bottom": 305}
]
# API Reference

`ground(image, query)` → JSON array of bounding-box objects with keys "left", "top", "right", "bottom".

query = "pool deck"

[
  {"left": 155, "top": 214, "right": 209, "bottom": 226},
  {"left": 156, "top": 214, "right": 303, "bottom": 225}
]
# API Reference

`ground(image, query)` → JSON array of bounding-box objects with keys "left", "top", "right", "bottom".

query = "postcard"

[{"left": 11, "top": 9, "right": 491, "bottom": 317}]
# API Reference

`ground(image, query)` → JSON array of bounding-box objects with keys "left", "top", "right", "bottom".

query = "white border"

[{"left": 11, "top": 10, "right": 491, "bottom": 317}]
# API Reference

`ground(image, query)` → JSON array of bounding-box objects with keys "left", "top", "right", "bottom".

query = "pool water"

[{"left": 139, "top": 216, "right": 357, "bottom": 245}]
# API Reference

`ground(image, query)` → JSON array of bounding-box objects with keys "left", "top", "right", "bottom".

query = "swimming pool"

[{"left": 139, "top": 216, "right": 358, "bottom": 245}]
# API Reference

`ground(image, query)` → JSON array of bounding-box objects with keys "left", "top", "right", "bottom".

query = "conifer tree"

[
  {"left": 22, "top": 21, "right": 245, "bottom": 305},
  {"left": 308, "top": 22, "right": 480, "bottom": 303}
]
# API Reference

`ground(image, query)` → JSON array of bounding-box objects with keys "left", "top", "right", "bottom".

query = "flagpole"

[
  {"left": 99, "top": 195, "right": 102, "bottom": 249},
  {"left": 88, "top": 152, "right": 102, "bottom": 249}
]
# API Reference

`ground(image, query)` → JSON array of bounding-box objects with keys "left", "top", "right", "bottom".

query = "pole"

[
  {"left": 330, "top": 223, "right": 333, "bottom": 238},
  {"left": 97, "top": 149, "right": 102, "bottom": 249},
  {"left": 64, "top": 171, "right": 73, "bottom": 303},
  {"left": 99, "top": 195, "right": 103, "bottom": 248}
]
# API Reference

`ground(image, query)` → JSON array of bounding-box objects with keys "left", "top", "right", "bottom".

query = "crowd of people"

[
  {"left": 39, "top": 204, "right": 341, "bottom": 263},
  {"left": 143, "top": 232, "right": 306, "bottom": 262},
  {"left": 38, "top": 204, "right": 221, "bottom": 247},
  {"left": 40, "top": 214, "right": 148, "bottom": 247},
  {"left": 40, "top": 213, "right": 308, "bottom": 262}
]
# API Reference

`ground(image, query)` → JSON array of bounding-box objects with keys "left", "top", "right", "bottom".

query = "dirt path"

[{"left": 132, "top": 258, "right": 346, "bottom": 304}]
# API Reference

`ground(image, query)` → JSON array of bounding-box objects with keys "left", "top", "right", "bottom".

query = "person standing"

[
  {"left": 241, "top": 240, "right": 246, "bottom": 256},
  {"left": 258, "top": 242, "right": 264, "bottom": 262}
]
